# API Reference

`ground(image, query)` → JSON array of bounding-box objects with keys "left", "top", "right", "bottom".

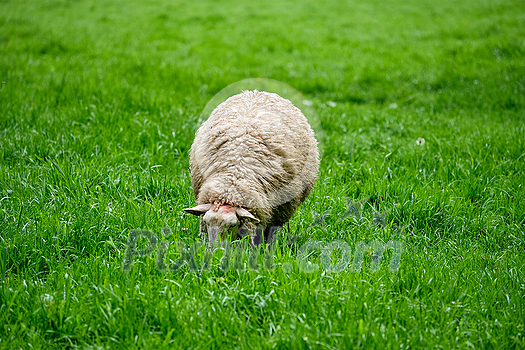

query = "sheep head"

[{"left": 183, "top": 202, "right": 260, "bottom": 245}]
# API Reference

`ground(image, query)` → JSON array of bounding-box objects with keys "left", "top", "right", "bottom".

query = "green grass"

[{"left": 1, "top": 0, "right": 525, "bottom": 348}]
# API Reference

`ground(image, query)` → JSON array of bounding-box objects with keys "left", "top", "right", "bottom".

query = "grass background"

[{"left": 1, "top": 0, "right": 524, "bottom": 348}]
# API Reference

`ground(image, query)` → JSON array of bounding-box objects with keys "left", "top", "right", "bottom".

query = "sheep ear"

[
  {"left": 183, "top": 204, "right": 212, "bottom": 216},
  {"left": 236, "top": 208, "right": 260, "bottom": 223}
]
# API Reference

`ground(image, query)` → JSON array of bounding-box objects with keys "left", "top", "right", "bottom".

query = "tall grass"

[{"left": 1, "top": 0, "right": 524, "bottom": 348}]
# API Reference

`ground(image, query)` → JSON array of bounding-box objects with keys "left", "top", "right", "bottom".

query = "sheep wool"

[{"left": 184, "top": 90, "right": 319, "bottom": 246}]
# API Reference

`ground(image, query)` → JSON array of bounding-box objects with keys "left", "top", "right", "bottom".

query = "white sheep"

[{"left": 184, "top": 90, "right": 319, "bottom": 246}]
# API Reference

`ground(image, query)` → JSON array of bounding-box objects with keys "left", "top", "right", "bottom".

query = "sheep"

[{"left": 184, "top": 90, "right": 319, "bottom": 247}]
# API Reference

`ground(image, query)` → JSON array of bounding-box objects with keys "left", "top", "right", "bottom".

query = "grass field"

[{"left": 1, "top": 0, "right": 525, "bottom": 348}]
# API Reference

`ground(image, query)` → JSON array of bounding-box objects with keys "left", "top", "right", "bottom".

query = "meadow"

[{"left": 1, "top": 0, "right": 524, "bottom": 348}]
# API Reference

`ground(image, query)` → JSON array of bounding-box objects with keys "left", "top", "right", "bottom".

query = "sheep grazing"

[{"left": 184, "top": 90, "right": 319, "bottom": 246}]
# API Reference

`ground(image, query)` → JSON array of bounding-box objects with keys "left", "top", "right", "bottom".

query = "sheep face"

[{"left": 184, "top": 202, "right": 260, "bottom": 246}]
